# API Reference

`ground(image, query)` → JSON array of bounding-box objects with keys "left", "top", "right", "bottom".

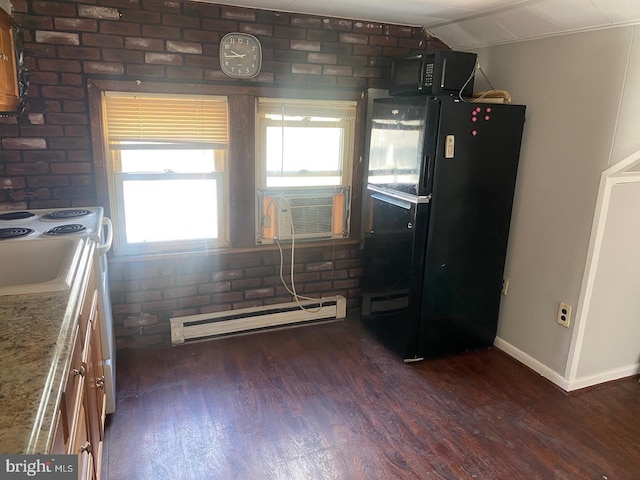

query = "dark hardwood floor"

[{"left": 103, "top": 318, "right": 640, "bottom": 480}]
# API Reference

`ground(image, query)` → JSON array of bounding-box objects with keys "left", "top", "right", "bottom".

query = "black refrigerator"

[{"left": 361, "top": 95, "right": 526, "bottom": 362}]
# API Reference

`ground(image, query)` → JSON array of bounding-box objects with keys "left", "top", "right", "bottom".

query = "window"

[
  {"left": 101, "top": 92, "right": 228, "bottom": 255},
  {"left": 257, "top": 98, "right": 356, "bottom": 187},
  {"left": 256, "top": 98, "right": 357, "bottom": 243}
]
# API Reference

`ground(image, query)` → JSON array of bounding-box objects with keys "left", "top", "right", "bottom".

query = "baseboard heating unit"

[{"left": 170, "top": 295, "right": 346, "bottom": 345}]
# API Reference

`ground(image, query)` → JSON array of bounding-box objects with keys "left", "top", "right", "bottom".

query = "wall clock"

[{"left": 219, "top": 33, "right": 262, "bottom": 79}]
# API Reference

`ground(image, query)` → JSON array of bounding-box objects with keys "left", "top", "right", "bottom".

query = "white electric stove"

[{"left": 0, "top": 207, "right": 116, "bottom": 414}]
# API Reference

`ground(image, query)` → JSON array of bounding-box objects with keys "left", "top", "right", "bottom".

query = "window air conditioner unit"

[{"left": 257, "top": 187, "right": 350, "bottom": 243}]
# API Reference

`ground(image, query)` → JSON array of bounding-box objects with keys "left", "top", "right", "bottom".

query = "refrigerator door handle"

[{"left": 421, "top": 155, "right": 431, "bottom": 192}]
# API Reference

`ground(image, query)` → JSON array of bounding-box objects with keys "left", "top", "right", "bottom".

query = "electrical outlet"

[
  {"left": 501, "top": 277, "right": 510, "bottom": 296},
  {"left": 557, "top": 302, "right": 573, "bottom": 328}
]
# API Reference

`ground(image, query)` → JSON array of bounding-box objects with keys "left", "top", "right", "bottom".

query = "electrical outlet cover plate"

[{"left": 557, "top": 302, "right": 572, "bottom": 328}]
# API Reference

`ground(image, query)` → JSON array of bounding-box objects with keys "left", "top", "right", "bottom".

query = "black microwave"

[{"left": 389, "top": 50, "right": 477, "bottom": 97}]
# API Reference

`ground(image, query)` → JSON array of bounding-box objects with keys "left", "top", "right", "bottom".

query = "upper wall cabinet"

[{"left": 0, "top": 9, "right": 19, "bottom": 113}]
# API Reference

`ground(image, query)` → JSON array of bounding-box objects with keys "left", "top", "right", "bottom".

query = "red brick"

[
  {"left": 103, "top": 49, "right": 144, "bottom": 63},
  {"left": 2, "top": 138, "right": 47, "bottom": 149},
  {"left": 142, "top": 0, "right": 181, "bottom": 14},
  {"left": 231, "top": 278, "right": 262, "bottom": 289},
  {"left": 48, "top": 137, "right": 91, "bottom": 149},
  {"left": 126, "top": 64, "right": 165, "bottom": 77},
  {"left": 163, "top": 286, "right": 198, "bottom": 299},
  {"left": 291, "top": 63, "right": 321, "bottom": 75},
  {"left": 307, "top": 30, "right": 338, "bottom": 42},
  {"left": 82, "top": 33, "right": 124, "bottom": 48},
  {"left": 141, "top": 24, "right": 180, "bottom": 39},
  {"left": 211, "top": 292, "right": 244, "bottom": 303},
  {"left": 142, "top": 299, "right": 178, "bottom": 311},
  {"left": 123, "top": 313, "right": 158, "bottom": 328},
  {"left": 167, "top": 63, "right": 204, "bottom": 78},
  {"left": 78, "top": 5, "right": 120, "bottom": 20},
  {"left": 119, "top": 9, "right": 161, "bottom": 24},
  {"left": 166, "top": 40, "right": 202, "bottom": 54},
  {"left": 83, "top": 61, "right": 125, "bottom": 74},
  {"left": 145, "top": 52, "right": 182, "bottom": 65},
  {"left": 201, "top": 18, "right": 237, "bottom": 32},
  {"left": 322, "top": 18, "right": 352, "bottom": 31},
  {"left": 162, "top": 13, "right": 201, "bottom": 28},
  {"left": 32, "top": 1, "right": 76, "bottom": 17},
  {"left": 29, "top": 71, "right": 60, "bottom": 85},
  {"left": 1, "top": 178, "right": 26, "bottom": 189},
  {"left": 6, "top": 163, "right": 50, "bottom": 175},
  {"left": 57, "top": 46, "right": 101, "bottom": 60},
  {"left": 44, "top": 112, "right": 87, "bottom": 125},
  {"left": 38, "top": 59, "right": 82, "bottom": 73},
  {"left": 51, "top": 162, "right": 91, "bottom": 174},
  {"left": 27, "top": 176, "right": 70, "bottom": 189},
  {"left": 59, "top": 72, "right": 83, "bottom": 86},
  {"left": 125, "top": 37, "right": 164, "bottom": 51},
  {"left": 291, "top": 16, "right": 322, "bottom": 29},
  {"left": 178, "top": 295, "right": 211, "bottom": 308},
  {"left": 307, "top": 52, "right": 337, "bottom": 64},
  {"left": 51, "top": 186, "right": 94, "bottom": 199},
  {"left": 40, "top": 85, "right": 85, "bottom": 99},
  {"left": 240, "top": 23, "right": 272, "bottom": 36},
  {"left": 221, "top": 7, "right": 255, "bottom": 21},
  {"left": 353, "top": 45, "right": 382, "bottom": 56},
  {"left": 54, "top": 18, "right": 98, "bottom": 32},
  {"left": 183, "top": 2, "right": 221, "bottom": 19},
  {"left": 35, "top": 31, "right": 80, "bottom": 45},
  {"left": 339, "top": 33, "right": 368, "bottom": 45},
  {"left": 100, "top": 21, "right": 141, "bottom": 36},
  {"left": 290, "top": 39, "right": 321, "bottom": 52},
  {"left": 323, "top": 65, "right": 351, "bottom": 76},
  {"left": 198, "top": 282, "right": 231, "bottom": 294}
]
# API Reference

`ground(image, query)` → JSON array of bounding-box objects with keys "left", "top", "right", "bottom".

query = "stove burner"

[
  {"left": 0, "top": 211, "right": 35, "bottom": 221},
  {"left": 42, "top": 209, "right": 91, "bottom": 220},
  {"left": 44, "top": 224, "right": 87, "bottom": 236},
  {"left": 0, "top": 227, "right": 35, "bottom": 240}
]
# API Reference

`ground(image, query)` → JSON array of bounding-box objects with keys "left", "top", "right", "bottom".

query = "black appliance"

[
  {"left": 361, "top": 96, "right": 526, "bottom": 361},
  {"left": 390, "top": 50, "right": 477, "bottom": 97}
]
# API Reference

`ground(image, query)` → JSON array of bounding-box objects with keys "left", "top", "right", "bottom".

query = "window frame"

[
  {"left": 87, "top": 80, "right": 366, "bottom": 255},
  {"left": 256, "top": 98, "right": 357, "bottom": 190},
  {"left": 100, "top": 91, "right": 230, "bottom": 256}
]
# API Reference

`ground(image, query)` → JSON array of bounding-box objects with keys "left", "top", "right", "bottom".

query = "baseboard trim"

[
  {"left": 494, "top": 336, "right": 640, "bottom": 392},
  {"left": 565, "top": 363, "right": 640, "bottom": 391},
  {"left": 493, "top": 337, "right": 570, "bottom": 390}
]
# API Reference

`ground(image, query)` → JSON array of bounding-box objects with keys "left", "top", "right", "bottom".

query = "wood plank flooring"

[{"left": 103, "top": 318, "right": 640, "bottom": 480}]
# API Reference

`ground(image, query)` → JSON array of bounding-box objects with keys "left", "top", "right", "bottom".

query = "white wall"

[
  {"left": 576, "top": 182, "right": 640, "bottom": 379},
  {"left": 610, "top": 28, "right": 640, "bottom": 164},
  {"left": 473, "top": 26, "right": 636, "bottom": 378}
]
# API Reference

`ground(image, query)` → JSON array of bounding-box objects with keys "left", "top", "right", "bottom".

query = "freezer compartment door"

[{"left": 361, "top": 188, "right": 430, "bottom": 361}]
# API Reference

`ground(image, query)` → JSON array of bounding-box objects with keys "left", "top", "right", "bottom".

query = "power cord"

[{"left": 270, "top": 196, "right": 324, "bottom": 313}]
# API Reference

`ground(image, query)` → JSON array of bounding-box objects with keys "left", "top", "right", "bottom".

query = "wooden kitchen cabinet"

[
  {"left": 51, "top": 253, "right": 105, "bottom": 480},
  {"left": 0, "top": 9, "right": 18, "bottom": 112}
]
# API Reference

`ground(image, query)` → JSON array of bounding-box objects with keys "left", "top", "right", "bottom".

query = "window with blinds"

[{"left": 101, "top": 92, "right": 229, "bottom": 254}]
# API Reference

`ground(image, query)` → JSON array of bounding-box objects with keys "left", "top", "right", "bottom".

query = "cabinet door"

[
  {"left": 74, "top": 401, "right": 94, "bottom": 480},
  {"left": 83, "top": 289, "right": 105, "bottom": 480},
  {"left": 0, "top": 10, "right": 18, "bottom": 111}
]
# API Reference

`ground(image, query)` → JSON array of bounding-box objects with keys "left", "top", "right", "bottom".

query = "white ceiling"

[{"left": 196, "top": 0, "right": 640, "bottom": 49}]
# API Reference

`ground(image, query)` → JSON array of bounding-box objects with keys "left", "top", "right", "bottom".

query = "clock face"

[{"left": 219, "top": 33, "right": 262, "bottom": 79}]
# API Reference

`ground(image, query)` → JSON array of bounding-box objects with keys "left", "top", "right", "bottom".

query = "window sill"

[{"left": 108, "top": 237, "right": 362, "bottom": 264}]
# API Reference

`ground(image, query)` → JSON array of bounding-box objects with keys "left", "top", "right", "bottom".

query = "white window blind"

[{"left": 103, "top": 92, "right": 228, "bottom": 146}]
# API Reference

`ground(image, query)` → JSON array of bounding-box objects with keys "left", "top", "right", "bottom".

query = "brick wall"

[
  {"left": 111, "top": 241, "right": 362, "bottom": 348},
  {"left": 0, "top": 0, "right": 448, "bottom": 348}
]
